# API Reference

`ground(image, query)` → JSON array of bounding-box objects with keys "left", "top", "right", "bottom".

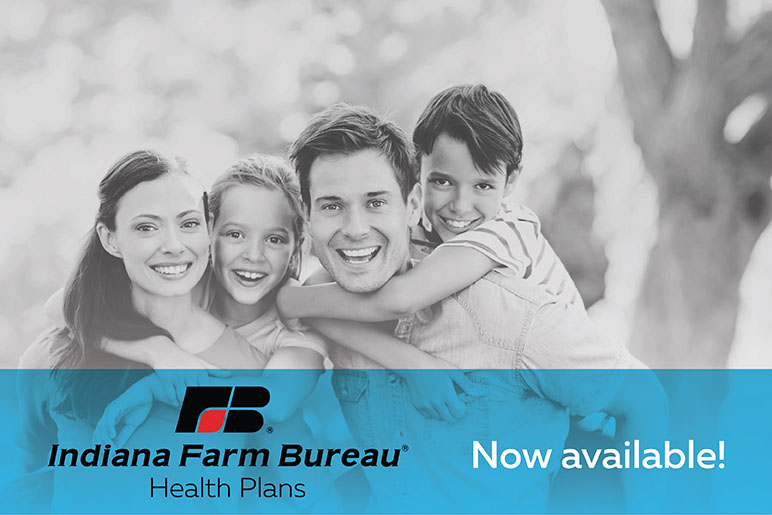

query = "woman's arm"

[
  {"left": 258, "top": 346, "right": 323, "bottom": 423},
  {"left": 277, "top": 245, "right": 496, "bottom": 322}
]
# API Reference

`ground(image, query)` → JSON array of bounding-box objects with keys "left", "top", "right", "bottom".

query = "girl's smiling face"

[
  {"left": 211, "top": 184, "right": 296, "bottom": 314},
  {"left": 99, "top": 173, "right": 210, "bottom": 299}
]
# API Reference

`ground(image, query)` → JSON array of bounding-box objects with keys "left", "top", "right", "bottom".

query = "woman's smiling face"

[
  {"left": 211, "top": 184, "right": 295, "bottom": 312},
  {"left": 104, "top": 173, "right": 210, "bottom": 299}
]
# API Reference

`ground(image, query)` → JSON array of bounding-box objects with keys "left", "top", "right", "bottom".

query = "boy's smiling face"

[{"left": 420, "top": 133, "right": 515, "bottom": 242}]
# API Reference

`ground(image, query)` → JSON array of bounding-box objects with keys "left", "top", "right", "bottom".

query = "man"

[{"left": 288, "top": 103, "right": 667, "bottom": 512}]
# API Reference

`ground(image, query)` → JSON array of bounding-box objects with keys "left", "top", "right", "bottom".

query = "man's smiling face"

[{"left": 307, "top": 149, "right": 420, "bottom": 292}]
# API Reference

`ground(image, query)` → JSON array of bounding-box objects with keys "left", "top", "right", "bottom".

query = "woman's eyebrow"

[{"left": 176, "top": 209, "right": 203, "bottom": 219}]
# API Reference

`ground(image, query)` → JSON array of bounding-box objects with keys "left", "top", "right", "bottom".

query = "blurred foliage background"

[{"left": 1, "top": 0, "right": 771, "bottom": 368}]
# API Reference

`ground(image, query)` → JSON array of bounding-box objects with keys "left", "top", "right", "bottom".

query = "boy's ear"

[
  {"left": 406, "top": 183, "right": 422, "bottom": 227},
  {"left": 96, "top": 222, "right": 122, "bottom": 258},
  {"left": 504, "top": 170, "right": 519, "bottom": 197}
]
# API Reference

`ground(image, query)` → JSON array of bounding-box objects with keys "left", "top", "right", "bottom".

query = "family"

[{"left": 18, "top": 84, "right": 667, "bottom": 512}]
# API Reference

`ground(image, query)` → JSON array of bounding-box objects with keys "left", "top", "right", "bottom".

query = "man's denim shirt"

[{"left": 330, "top": 271, "right": 630, "bottom": 511}]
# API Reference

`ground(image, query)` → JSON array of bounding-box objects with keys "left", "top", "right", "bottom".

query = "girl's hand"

[
  {"left": 92, "top": 369, "right": 230, "bottom": 447},
  {"left": 93, "top": 374, "right": 159, "bottom": 447}
]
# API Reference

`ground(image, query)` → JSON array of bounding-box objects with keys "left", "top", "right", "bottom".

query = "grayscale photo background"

[{"left": 1, "top": 0, "right": 771, "bottom": 369}]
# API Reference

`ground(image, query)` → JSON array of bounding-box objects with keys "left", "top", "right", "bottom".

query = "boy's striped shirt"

[{"left": 441, "top": 204, "right": 584, "bottom": 309}]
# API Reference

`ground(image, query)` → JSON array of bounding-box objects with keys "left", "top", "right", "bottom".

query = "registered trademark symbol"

[
  {"left": 266, "top": 426, "right": 274, "bottom": 434},
  {"left": 401, "top": 444, "right": 409, "bottom": 452}
]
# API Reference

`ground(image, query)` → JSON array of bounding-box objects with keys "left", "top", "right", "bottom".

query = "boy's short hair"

[
  {"left": 289, "top": 103, "right": 417, "bottom": 208},
  {"left": 413, "top": 84, "right": 523, "bottom": 178}
]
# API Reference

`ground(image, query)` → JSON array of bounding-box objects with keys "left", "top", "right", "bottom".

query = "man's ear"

[
  {"left": 96, "top": 222, "right": 122, "bottom": 258},
  {"left": 406, "top": 183, "right": 422, "bottom": 227}
]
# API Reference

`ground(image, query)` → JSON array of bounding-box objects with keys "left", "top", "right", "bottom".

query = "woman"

[
  {"left": 97, "top": 154, "right": 329, "bottom": 424},
  {"left": 17, "top": 150, "right": 267, "bottom": 512},
  {"left": 90, "top": 154, "right": 342, "bottom": 511}
]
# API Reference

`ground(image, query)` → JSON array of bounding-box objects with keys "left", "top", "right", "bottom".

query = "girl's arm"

[
  {"left": 95, "top": 337, "right": 326, "bottom": 444},
  {"left": 102, "top": 336, "right": 216, "bottom": 369},
  {"left": 277, "top": 245, "right": 496, "bottom": 322},
  {"left": 93, "top": 350, "right": 323, "bottom": 445},
  {"left": 43, "top": 287, "right": 213, "bottom": 370}
]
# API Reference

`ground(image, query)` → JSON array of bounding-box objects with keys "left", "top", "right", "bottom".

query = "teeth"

[
  {"left": 234, "top": 270, "right": 266, "bottom": 280},
  {"left": 340, "top": 246, "right": 379, "bottom": 258},
  {"left": 152, "top": 264, "right": 189, "bottom": 275},
  {"left": 444, "top": 218, "right": 475, "bottom": 229}
]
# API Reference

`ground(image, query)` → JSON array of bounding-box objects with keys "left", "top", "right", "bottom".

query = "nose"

[
  {"left": 243, "top": 239, "right": 266, "bottom": 263},
  {"left": 161, "top": 227, "right": 185, "bottom": 255},
  {"left": 341, "top": 207, "right": 370, "bottom": 240},
  {"left": 449, "top": 187, "right": 473, "bottom": 215}
]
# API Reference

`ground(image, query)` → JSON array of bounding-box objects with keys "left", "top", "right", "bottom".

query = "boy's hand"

[
  {"left": 402, "top": 370, "right": 465, "bottom": 422},
  {"left": 400, "top": 356, "right": 483, "bottom": 423}
]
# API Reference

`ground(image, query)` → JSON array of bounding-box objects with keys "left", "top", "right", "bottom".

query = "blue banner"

[{"left": 1, "top": 369, "right": 770, "bottom": 513}]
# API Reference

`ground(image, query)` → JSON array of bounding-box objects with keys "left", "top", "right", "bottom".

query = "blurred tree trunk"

[
  {"left": 600, "top": 0, "right": 772, "bottom": 367},
  {"left": 539, "top": 141, "right": 608, "bottom": 308}
]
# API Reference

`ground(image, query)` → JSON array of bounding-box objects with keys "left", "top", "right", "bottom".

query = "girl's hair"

[
  {"left": 209, "top": 154, "right": 305, "bottom": 280},
  {"left": 52, "top": 149, "right": 203, "bottom": 422}
]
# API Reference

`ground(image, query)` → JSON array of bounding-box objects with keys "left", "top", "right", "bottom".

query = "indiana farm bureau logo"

[{"left": 175, "top": 386, "right": 270, "bottom": 433}]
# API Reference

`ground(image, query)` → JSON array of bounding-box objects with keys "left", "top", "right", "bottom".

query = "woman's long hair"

[{"left": 52, "top": 149, "right": 202, "bottom": 422}]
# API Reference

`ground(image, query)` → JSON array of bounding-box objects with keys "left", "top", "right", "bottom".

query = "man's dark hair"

[
  {"left": 288, "top": 103, "right": 417, "bottom": 207},
  {"left": 413, "top": 84, "right": 523, "bottom": 178}
]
